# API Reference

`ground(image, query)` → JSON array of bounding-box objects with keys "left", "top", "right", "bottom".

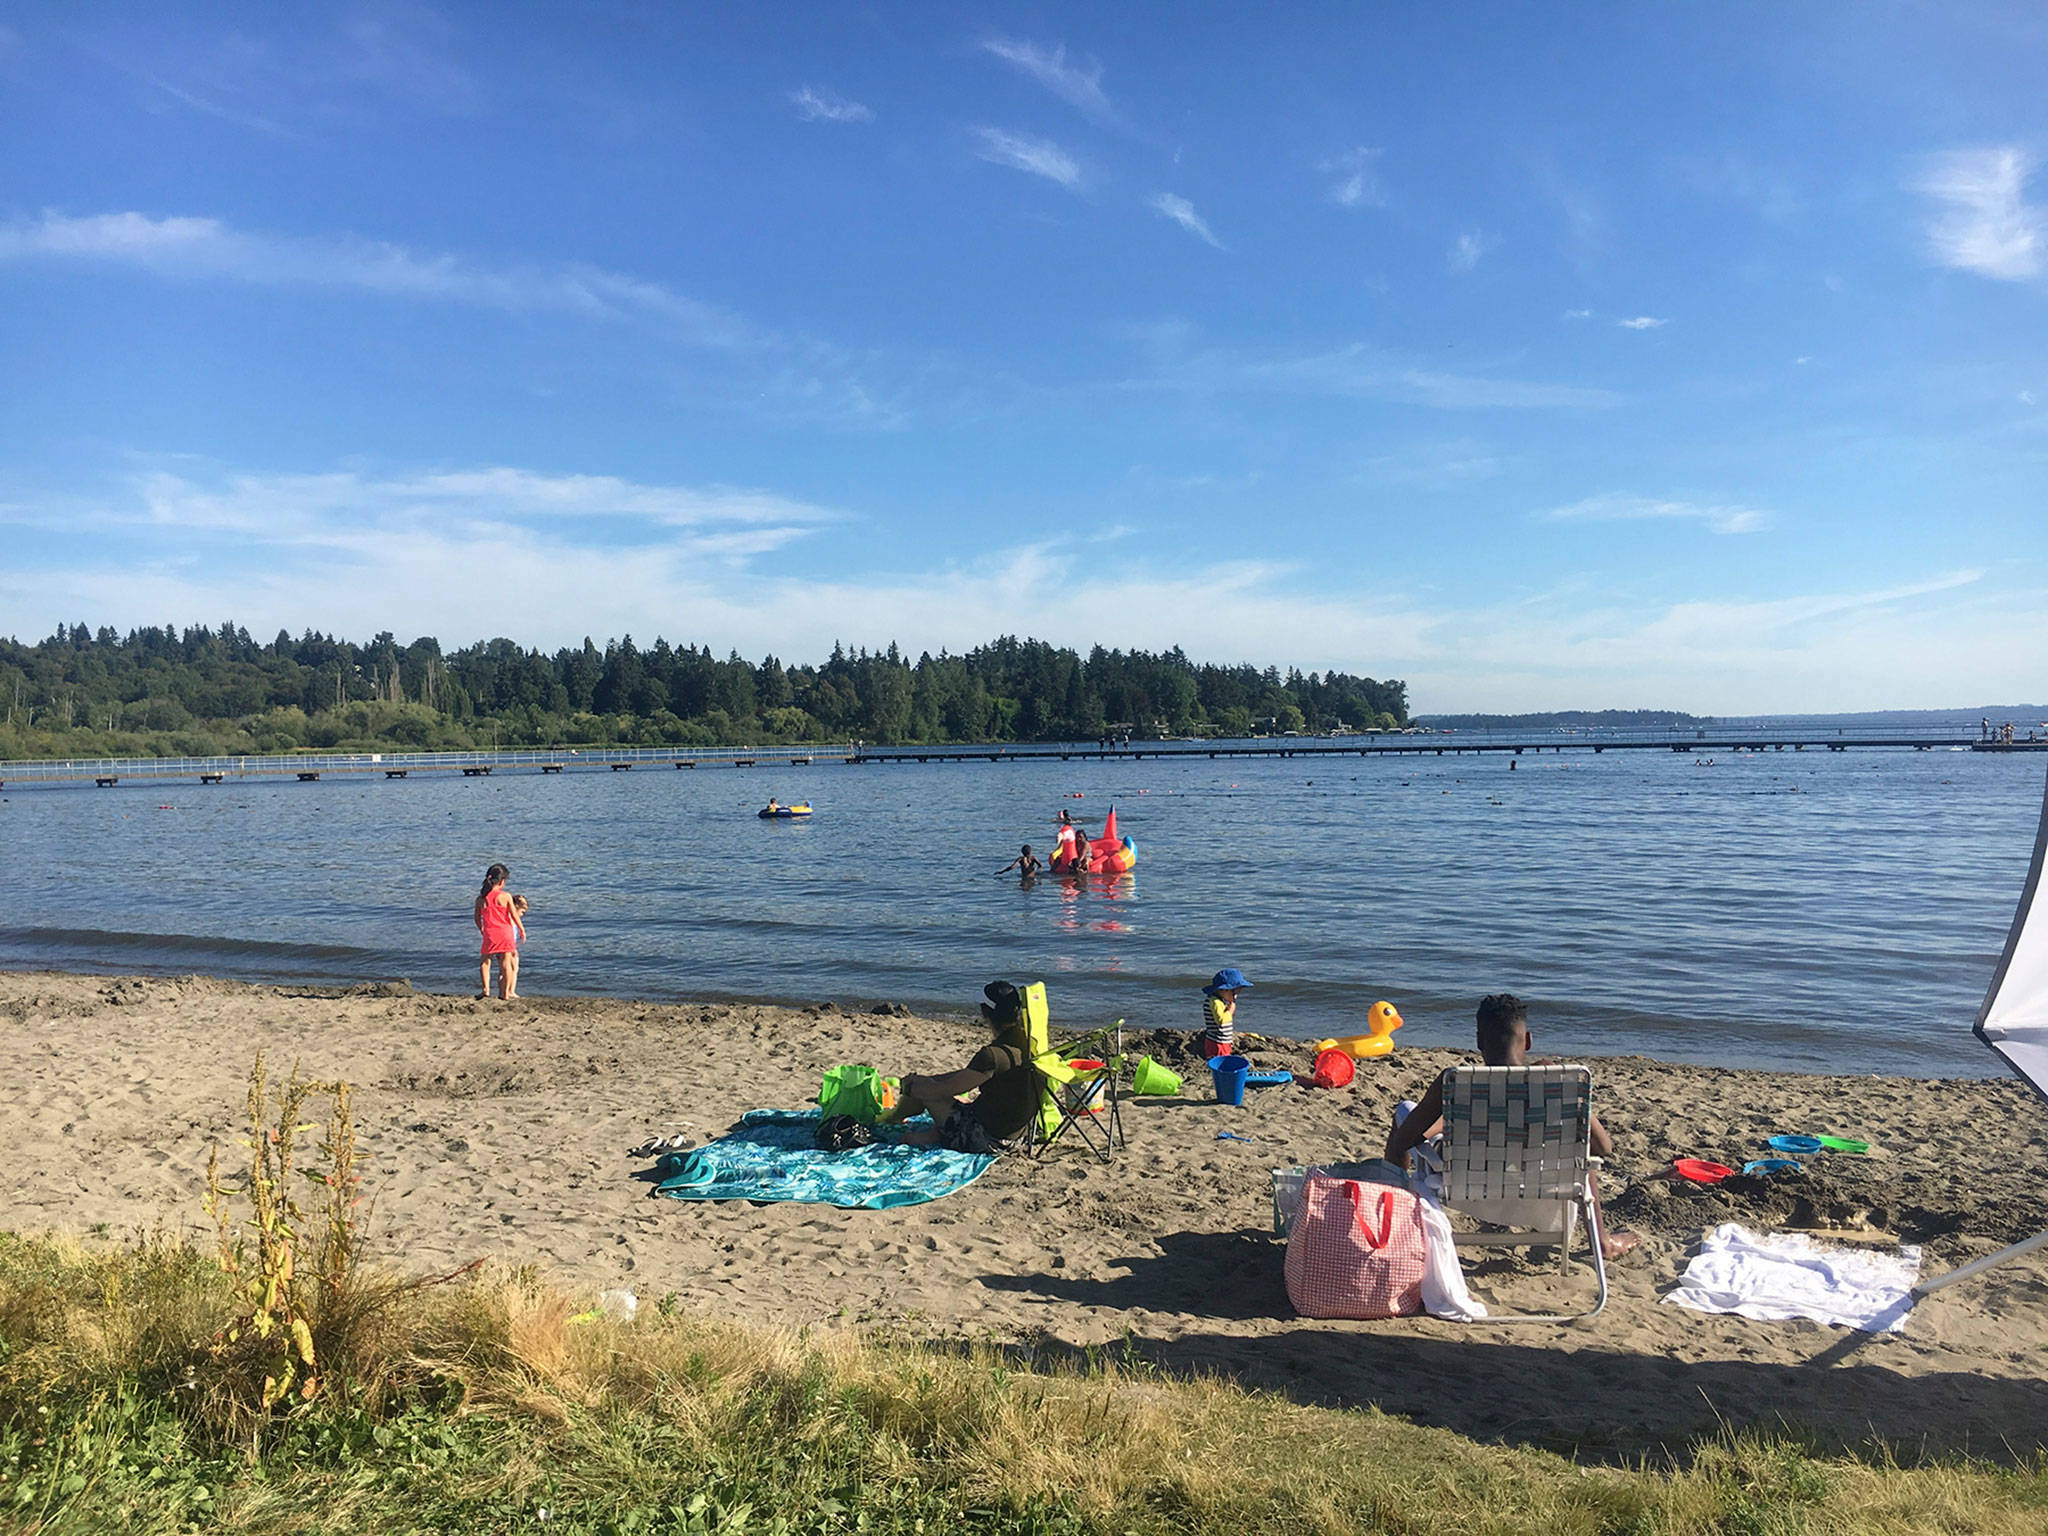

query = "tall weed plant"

[{"left": 202, "top": 1051, "right": 361, "bottom": 1419}]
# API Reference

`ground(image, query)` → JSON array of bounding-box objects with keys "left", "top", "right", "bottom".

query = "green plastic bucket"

[{"left": 1132, "top": 1055, "right": 1182, "bottom": 1096}]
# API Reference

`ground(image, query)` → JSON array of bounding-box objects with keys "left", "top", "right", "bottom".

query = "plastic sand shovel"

[
  {"left": 1742, "top": 1158, "right": 1802, "bottom": 1176},
  {"left": 1243, "top": 1069, "right": 1294, "bottom": 1088},
  {"left": 1672, "top": 1158, "right": 1736, "bottom": 1184},
  {"left": 1817, "top": 1136, "right": 1870, "bottom": 1154},
  {"left": 1767, "top": 1134, "right": 1824, "bottom": 1155}
]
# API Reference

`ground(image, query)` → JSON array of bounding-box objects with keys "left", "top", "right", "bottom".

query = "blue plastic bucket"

[{"left": 1210, "top": 1055, "right": 1250, "bottom": 1106}]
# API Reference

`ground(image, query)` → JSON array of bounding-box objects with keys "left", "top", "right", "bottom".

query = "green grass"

[{"left": 3, "top": 1232, "right": 2045, "bottom": 1535}]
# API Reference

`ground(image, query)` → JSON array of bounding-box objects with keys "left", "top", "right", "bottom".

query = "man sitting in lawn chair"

[
  {"left": 880, "top": 981, "right": 1041, "bottom": 1154},
  {"left": 1384, "top": 992, "right": 1639, "bottom": 1260}
]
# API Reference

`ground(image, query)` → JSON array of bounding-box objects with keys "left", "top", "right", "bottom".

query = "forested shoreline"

[{"left": 0, "top": 623, "right": 1407, "bottom": 758}]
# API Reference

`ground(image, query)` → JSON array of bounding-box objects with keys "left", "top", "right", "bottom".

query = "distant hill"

[
  {"left": 1722, "top": 707, "right": 2048, "bottom": 728},
  {"left": 1415, "top": 709, "right": 1708, "bottom": 731},
  {"left": 1416, "top": 706, "right": 2048, "bottom": 733}
]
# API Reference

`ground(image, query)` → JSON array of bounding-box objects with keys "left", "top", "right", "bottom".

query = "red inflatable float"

[{"left": 1052, "top": 805, "right": 1138, "bottom": 875}]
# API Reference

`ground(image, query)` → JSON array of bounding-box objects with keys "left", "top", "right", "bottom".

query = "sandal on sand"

[{"left": 628, "top": 1132, "right": 695, "bottom": 1159}]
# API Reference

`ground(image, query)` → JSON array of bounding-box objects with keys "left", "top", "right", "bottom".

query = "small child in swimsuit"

[
  {"left": 1197, "top": 967, "right": 1251, "bottom": 1058},
  {"left": 504, "top": 895, "right": 529, "bottom": 998}
]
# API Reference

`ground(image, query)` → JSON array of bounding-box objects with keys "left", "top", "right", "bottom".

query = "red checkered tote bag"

[{"left": 1284, "top": 1176, "right": 1428, "bottom": 1319}]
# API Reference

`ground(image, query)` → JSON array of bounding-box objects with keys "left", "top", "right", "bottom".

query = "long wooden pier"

[
  {"left": 848, "top": 735, "right": 2041, "bottom": 764},
  {"left": 1, "top": 730, "right": 2039, "bottom": 790}
]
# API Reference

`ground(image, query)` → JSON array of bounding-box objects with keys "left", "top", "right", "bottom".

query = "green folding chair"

[{"left": 1011, "top": 981, "right": 1126, "bottom": 1163}]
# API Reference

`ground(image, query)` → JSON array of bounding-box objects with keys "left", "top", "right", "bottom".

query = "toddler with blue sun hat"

[{"left": 1197, "top": 967, "right": 1251, "bottom": 1059}]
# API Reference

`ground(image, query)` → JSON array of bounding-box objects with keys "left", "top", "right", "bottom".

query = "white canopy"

[
  {"left": 1914, "top": 768, "right": 2048, "bottom": 1299},
  {"left": 1978, "top": 769, "right": 2048, "bottom": 1097}
]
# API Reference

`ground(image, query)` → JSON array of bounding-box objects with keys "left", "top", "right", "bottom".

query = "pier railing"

[
  {"left": 2, "top": 723, "right": 2038, "bottom": 788},
  {"left": 0, "top": 743, "right": 848, "bottom": 785}
]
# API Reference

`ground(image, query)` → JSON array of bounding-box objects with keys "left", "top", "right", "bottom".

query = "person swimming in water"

[{"left": 996, "top": 844, "right": 1042, "bottom": 879}]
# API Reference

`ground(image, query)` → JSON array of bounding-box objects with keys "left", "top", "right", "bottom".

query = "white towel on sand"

[
  {"left": 1664, "top": 1223, "right": 1920, "bottom": 1333},
  {"left": 1417, "top": 1193, "right": 1487, "bottom": 1321}
]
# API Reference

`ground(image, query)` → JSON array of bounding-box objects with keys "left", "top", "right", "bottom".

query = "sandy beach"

[{"left": 5, "top": 967, "right": 2047, "bottom": 1459}]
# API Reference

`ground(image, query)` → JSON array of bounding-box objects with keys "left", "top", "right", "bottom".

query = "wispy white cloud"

[
  {"left": 970, "top": 127, "right": 1083, "bottom": 191},
  {"left": 39, "top": 463, "right": 843, "bottom": 550},
  {"left": 0, "top": 210, "right": 905, "bottom": 428},
  {"left": 335, "top": 5, "right": 481, "bottom": 115},
  {"left": 1245, "top": 347, "right": 1618, "bottom": 410},
  {"left": 0, "top": 210, "right": 758, "bottom": 343},
  {"left": 1323, "top": 147, "right": 1384, "bottom": 209},
  {"left": 1363, "top": 439, "right": 1518, "bottom": 491},
  {"left": 1447, "top": 231, "right": 1494, "bottom": 273},
  {"left": 1130, "top": 337, "right": 1621, "bottom": 411},
  {"left": 1563, "top": 308, "right": 1592, "bottom": 320},
  {"left": 1149, "top": 193, "right": 1222, "bottom": 249},
  {"left": 1669, "top": 154, "right": 1800, "bottom": 222},
  {"left": 2022, "top": 389, "right": 2038, "bottom": 406},
  {"left": 789, "top": 85, "right": 872, "bottom": 124},
  {"left": 1911, "top": 145, "right": 2044, "bottom": 280},
  {"left": 1545, "top": 493, "right": 1768, "bottom": 535},
  {"left": 1616, "top": 315, "right": 1667, "bottom": 330},
  {"left": 134, "top": 67, "right": 298, "bottom": 138},
  {"left": 5, "top": 465, "right": 2035, "bottom": 714},
  {"left": 1399, "top": 569, "right": 2024, "bottom": 713},
  {"left": 79, "top": 7, "right": 479, "bottom": 139},
  {"left": 979, "top": 37, "right": 1112, "bottom": 121}
]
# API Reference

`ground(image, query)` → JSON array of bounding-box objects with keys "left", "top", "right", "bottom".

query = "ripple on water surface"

[{"left": 0, "top": 750, "right": 2040, "bottom": 1076}]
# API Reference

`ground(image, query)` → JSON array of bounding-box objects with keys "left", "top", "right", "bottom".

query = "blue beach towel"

[{"left": 653, "top": 1109, "right": 995, "bottom": 1210}]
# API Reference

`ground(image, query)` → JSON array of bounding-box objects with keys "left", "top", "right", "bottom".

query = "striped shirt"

[{"left": 1199, "top": 994, "right": 1235, "bottom": 1050}]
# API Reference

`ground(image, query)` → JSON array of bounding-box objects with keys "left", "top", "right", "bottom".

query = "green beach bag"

[{"left": 817, "top": 1063, "right": 895, "bottom": 1124}]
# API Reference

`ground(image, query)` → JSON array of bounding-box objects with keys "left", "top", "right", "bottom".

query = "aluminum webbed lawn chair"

[
  {"left": 1439, "top": 1064, "right": 1608, "bottom": 1321},
  {"left": 1011, "top": 981, "right": 1125, "bottom": 1163}
]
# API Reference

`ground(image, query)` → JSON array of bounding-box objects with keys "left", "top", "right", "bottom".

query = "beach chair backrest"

[
  {"left": 1440, "top": 1065, "right": 1593, "bottom": 1232},
  {"left": 1018, "top": 981, "right": 1069, "bottom": 1139},
  {"left": 1024, "top": 982, "right": 1051, "bottom": 1057}
]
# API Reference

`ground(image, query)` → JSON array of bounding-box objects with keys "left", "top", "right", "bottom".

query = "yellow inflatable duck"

[{"left": 1313, "top": 1000, "right": 1404, "bottom": 1058}]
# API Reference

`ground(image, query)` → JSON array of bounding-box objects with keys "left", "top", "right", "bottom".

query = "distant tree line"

[
  {"left": 1414, "top": 709, "right": 1707, "bottom": 730},
  {"left": 0, "top": 623, "right": 1408, "bottom": 758}
]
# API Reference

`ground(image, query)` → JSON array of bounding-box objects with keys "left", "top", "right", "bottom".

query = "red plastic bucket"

[
  {"left": 1066, "top": 1060, "right": 1106, "bottom": 1114},
  {"left": 1311, "top": 1049, "right": 1356, "bottom": 1089}
]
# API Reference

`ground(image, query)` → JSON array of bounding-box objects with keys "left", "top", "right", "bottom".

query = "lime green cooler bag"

[{"left": 817, "top": 1063, "right": 897, "bottom": 1124}]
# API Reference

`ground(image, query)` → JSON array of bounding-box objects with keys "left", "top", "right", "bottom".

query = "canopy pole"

[{"left": 1912, "top": 1228, "right": 2048, "bottom": 1300}]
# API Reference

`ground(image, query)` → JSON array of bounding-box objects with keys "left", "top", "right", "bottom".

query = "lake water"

[{"left": 2, "top": 748, "right": 2042, "bottom": 1076}]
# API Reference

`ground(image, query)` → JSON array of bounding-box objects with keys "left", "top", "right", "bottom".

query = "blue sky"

[{"left": 1, "top": 2, "right": 2043, "bottom": 712}]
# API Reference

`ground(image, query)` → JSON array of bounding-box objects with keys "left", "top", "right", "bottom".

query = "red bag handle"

[{"left": 1343, "top": 1181, "right": 1395, "bottom": 1248}]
